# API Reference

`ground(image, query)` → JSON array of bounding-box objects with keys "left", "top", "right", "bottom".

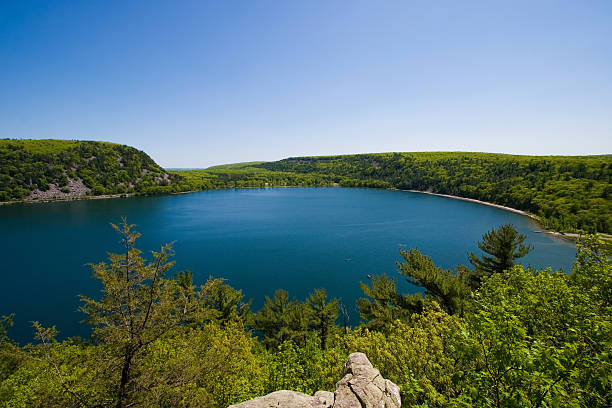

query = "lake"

[{"left": 0, "top": 187, "right": 576, "bottom": 343}]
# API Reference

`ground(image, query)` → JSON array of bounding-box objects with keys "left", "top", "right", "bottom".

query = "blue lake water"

[{"left": 0, "top": 187, "right": 576, "bottom": 343}]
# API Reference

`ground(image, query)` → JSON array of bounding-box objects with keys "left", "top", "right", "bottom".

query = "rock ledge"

[{"left": 229, "top": 352, "right": 401, "bottom": 408}]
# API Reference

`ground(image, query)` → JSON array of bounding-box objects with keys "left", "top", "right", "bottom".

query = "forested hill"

[
  {"left": 3, "top": 142, "right": 610, "bottom": 233},
  {"left": 0, "top": 139, "right": 187, "bottom": 201},
  {"left": 252, "top": 152, "right": 611, "bottom": 234}
]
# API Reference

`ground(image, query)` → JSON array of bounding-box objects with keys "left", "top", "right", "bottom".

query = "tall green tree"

[
  {"left": 79, "top": 219, "right": 196, "bottom": 408},
  {"left": 306, "top": 289, "right": 338, "bottom": 350},
  {"left": 468, "top": 224, "right": 531, "bottom": 287},
  {"left": 255, "top": 289, "right": 292, "bottom": 348},
  {"left": 360, "top": 226, "right": 531, "bottom": 323},
  {"left": 398, "top": 249, "right": 472, "bottom": 316},
  {"left": 254, "top": 289, "right": 310, "bottom": 349},
  {"left": 199, "top": 277, "right": 252, "bottom": 327},
  {"left": 356, "top": 274, "right": 423, "bottom": 330}
]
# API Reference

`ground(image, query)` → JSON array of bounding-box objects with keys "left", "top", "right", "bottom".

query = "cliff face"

[{"left": 229, "top": 353, "right": 401, "bottom": 408}]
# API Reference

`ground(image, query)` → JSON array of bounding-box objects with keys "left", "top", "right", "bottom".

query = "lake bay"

[{"left": 0, "top": 187, "right": 576, "bottom": 343}]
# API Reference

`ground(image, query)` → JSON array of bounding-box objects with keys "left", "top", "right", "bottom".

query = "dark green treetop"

[
  {"left": 468, "top": 224, "right": 531, "bottom": 287},
  {"left": 305, "top": 289, "right": 338, "bottom": 350},
  {"left": 199, "top": 278, "right": 252, "bottom": 327},
  {"left": 356, "top": 274, "right": 424, "bottom": 330},
  {"left": 255, "top": 289, "right": 309, "bottom": 349},
  {"left": 254, "top": 289, "right": 339, "bottom": 350},
  {"left": 398, "top": 249, "right": 472, "bottom": 316}
]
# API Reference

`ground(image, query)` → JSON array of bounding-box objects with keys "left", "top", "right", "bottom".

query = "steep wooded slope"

[{"left": 0, "top": 139, "right": 186, "bottom": 201}]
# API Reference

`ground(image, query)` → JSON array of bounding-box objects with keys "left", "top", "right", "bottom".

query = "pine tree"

[
  {"left": 306, "top": 289, "right": 338, "bottom": 350},
  {"left": 468, "top": 224, "right": 531, "bottom": 287},
  {"left": 397, "top": 249, "right": 471, "bottom": 316},
  {"left": 356, "top": 274, "right": 423, "bottom": 330},
  {"left": 254, "top": 289, "right": 294, "bottom": 348},
  {"left": 200, "top": 277, "right": 252, "bottom": 327}
]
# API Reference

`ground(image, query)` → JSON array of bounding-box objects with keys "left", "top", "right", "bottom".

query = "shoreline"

[
  {"left": 395, "top": 189, "right": 599, "bottom": 242},
  {"left": 0, "top": 192, "right": 137, "bottom": 206},
  {"left": 2, "top": 185, "right": 607, "bottom": 241},
  {"left": 0, "top": 185, "right": 331, "bottom": 206},
  {"left": 398, "top": 189, "right": 537, "bottom": 219}
]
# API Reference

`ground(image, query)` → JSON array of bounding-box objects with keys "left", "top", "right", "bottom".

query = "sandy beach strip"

[{"left": 399, "top": 189, "right": 537, "bottom": 219}]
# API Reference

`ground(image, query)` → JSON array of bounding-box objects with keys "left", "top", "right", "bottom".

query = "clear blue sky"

[{"left": 1, "top": 1, "right": 611, "bottom": 167}]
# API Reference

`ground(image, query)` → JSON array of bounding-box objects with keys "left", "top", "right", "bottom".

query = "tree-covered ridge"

[
  {"left": 170, "top": 165, "right": 336, "bottom": 190},
  {"left": 0, "top": 139, "right": 188, "bottom": 201},
  {"left": 4, "top": 141, "right": 610, "bottom": 234},
  {"left": 254, "top": 152, "right": 612, "bottom": 233}
]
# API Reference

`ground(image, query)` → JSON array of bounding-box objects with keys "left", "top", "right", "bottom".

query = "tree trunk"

[{"left": 115, "top": 352, "right": 133, "bottom": 408}]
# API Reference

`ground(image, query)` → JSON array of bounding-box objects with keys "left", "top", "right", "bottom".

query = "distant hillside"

[
  {"left": 170, "top": 163, "right": 335, "bottom": 191},
  {"left": 0, "top": 139, "right": 188, "bottom": 202},
  {"left": 173, "top": 152, "right": 612, "bottom": 234},
  {"left": 4, "top": 142, "right": 609, "bottom": 233},
  {"left": 258, "top": 152, "right": 612, "bottom": 234}
]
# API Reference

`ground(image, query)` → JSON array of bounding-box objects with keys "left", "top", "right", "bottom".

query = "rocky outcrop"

[
  {"left": 334, "top": 352, "right": 401, "bottom": 408},
  {"left": 27, "top": 178, "right": 88, "bottom": 200},
  {"left": 229, "top": 352, "right": 400, "bottom": 408},
  {"left": 1, "top": 139, "right": 183, "bottom": 203}
]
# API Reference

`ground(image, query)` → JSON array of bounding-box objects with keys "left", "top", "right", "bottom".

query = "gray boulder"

[
  {"left": 334, "top": 353, "right": 401, "bottom": 408},
  {"left": 228, "top": 352, "right": 400, "bottom": 408},
  {"left": 228, "top": 390, "right": 332, "bottom": 408}
]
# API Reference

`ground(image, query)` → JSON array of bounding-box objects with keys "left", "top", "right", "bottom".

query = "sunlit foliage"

[{"left": 1, "top": 227, "right": 609, "bottom": 408}]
